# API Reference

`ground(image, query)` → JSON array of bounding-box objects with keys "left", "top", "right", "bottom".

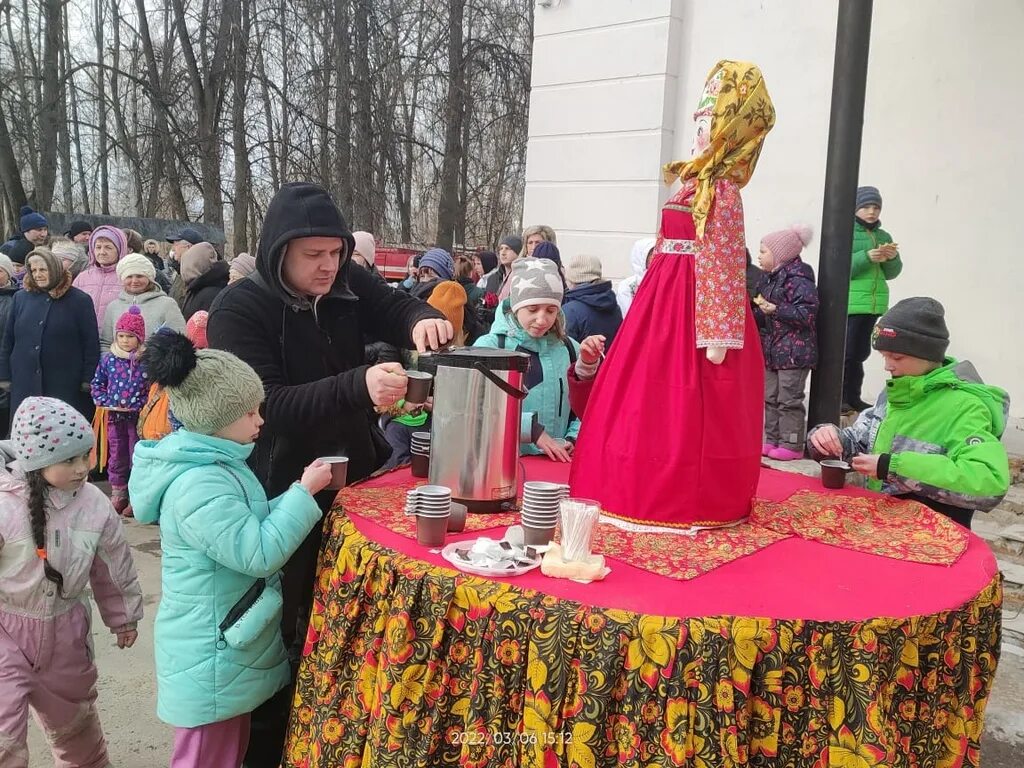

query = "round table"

[{"left": 283, "top": 459, "right": 1001, "bottom": 768}]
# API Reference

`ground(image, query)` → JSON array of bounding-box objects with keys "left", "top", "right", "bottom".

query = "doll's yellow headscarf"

[{"left": 663, "top": 60, "right": 775, "bottom": 239}]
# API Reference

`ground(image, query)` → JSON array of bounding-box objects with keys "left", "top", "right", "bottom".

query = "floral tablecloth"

[{"left": 284, "top": 500, "right": 1002, "bottom": 768}]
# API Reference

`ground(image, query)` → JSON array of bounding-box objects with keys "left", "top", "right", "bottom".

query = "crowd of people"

[{"left": 0, "top": 175, "right": 1012, "bottom": 768}]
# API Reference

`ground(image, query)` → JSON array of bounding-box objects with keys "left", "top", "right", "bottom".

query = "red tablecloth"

[{"left": 346, "top": 458, "right": 996, "bottom": 622}]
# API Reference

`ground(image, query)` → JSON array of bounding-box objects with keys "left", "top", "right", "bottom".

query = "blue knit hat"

[
  {"left": 419, "top": 248, "right": 454, "bottom": 281},
  {"left": 19, "top": 205, "right": 47, "bottom": 233},
  {"left": 855, "top": 186, "right": 882, "bottom": 211},
  {"left": 532, "top": 241, "right": 562, "bottom": 268}
]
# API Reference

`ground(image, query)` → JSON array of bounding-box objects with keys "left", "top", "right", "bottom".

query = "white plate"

[{"left": 440, "top": 542, "right": 542, "bottom": 577}]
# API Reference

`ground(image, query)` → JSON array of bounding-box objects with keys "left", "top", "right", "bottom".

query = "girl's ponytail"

[{"left": 26, "top": 470, "right": 65, "bottom": 596}]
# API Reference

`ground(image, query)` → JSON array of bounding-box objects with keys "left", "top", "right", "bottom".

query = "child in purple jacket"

[
  {"left": 753, "top": 225, "right": 819, "bottom": 460},
  {"left": 91, "top": 305, "right": 148, "bottom": 513}
]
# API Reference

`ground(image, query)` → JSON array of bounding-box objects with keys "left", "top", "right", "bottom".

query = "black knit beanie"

[{"left": 872, "top": 297, "right": 949, "bottom": 362}]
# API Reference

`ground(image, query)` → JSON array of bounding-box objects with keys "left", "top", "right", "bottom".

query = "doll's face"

[{"left": 691, "top": 69, "right": 723, "bottom": 158}]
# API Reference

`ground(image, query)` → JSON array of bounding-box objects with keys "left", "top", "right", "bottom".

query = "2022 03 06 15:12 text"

[{"left": 447, "top": 730, "right": 573, "bottom": 746}]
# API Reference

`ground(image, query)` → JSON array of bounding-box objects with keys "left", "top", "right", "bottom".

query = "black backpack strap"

[{"left": 563, "top": 338, "right": 577, "bottom": 365}]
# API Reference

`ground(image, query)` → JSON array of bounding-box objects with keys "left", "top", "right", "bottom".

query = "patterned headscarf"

[{"left": 663, "top": 60, "right": 775, "bottom": 239}]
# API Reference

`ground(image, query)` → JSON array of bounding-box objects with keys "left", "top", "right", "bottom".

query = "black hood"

[
  {"left": 186, "top": 259, "right": 230, "bottom": 293},
  {"left": 255, "top": 182, "right": 357, "bottom": 307}
]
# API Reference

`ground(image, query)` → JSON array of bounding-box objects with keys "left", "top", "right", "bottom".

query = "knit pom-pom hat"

[
  {"left": 760, "top": 225, "right": 813, "bottom": 271},
  {"left": 19, "top": 205, "right": 48, "bottom": 233},
  {"left": 185, "top": 311, "right": 209, "bottom": 349},
  {"left": 141, "top": 330, "right": 263, "bottom": 435},
  {"left": 115, "top": 306, "right": 146, "bottom": 341},
  {"left": 12, "top": 397, "right": 93, "bottom": 472}
]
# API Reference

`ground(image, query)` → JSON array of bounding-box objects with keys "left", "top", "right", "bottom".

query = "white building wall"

[{"left": 524, "top": 0, "right": 1024, "bottom": 439}]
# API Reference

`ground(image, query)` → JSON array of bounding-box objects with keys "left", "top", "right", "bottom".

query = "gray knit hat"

[
  {"left": 565, "top": 254, "right": 602, "bottom": 285},
  {"left": 142, "top": 330, "right": 264, "bottom": 435},
  {"left": 872, "top": 297, "right": 949, "bottom": 363},
  {"left": 509, "top": 257, "right": 564, "bottom": 312},
  {"left": 856, "top": 186, "right": 882, "bottom": 210},
  {"left": 13, "top": 397, "right": 94, "bottom": 471}
]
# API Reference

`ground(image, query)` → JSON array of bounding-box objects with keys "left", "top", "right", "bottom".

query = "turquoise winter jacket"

[
  {"left": 129, "top": 430, "right": 322, "bottom": 728},
  {"left": 476, "top": 303, "right": 581, "bottom": 454}
]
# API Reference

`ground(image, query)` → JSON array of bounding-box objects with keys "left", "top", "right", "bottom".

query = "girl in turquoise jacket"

[
  {"left": 128, "top": 330, "right": 332, "bottom": 768},
  {"left": 475, "top": 257, "right": 590, "bottom": 462}
]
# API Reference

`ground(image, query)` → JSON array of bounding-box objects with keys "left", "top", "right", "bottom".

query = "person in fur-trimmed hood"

[{"left": 207, "top": 182, "right": 450, "bottom": 767}]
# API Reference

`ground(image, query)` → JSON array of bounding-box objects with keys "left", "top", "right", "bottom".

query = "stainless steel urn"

[{"left": 421, "top": 348, "right": 530, "bottom": 512}]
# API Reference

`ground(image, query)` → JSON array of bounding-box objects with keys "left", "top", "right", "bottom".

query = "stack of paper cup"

[
  {"left": 410, "top": 431, "right": 431, "bottom": 478},
  {"left": 404, "top": 485, "right": 451, "bottom": 546},
  {"left": 520, "top": 481, "right": 569, "bottom": 545}
]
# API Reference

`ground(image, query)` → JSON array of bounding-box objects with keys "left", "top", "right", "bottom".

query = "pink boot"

[
  {"left": 768, "top": 447, "right": 804, "bottom": 461},
  {"left": 762, "top": 443, "right": 776, "bottom": 457}
]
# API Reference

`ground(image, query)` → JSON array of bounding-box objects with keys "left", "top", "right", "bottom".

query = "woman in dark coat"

[
  {"left": 179, "top": 242, "right": 230, "bottom": 320},
  {"left": 0, "top": 247, "right": 100, "bottom": 423}
]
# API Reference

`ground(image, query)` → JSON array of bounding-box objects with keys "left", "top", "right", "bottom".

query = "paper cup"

[
  {"left": 417, "top": 514, "right": 449, "bottom": 547},
  {"left": 820, "top": 460, "right": 851, "bottom": 489},
  {"left": 405, "top": 371, "right": 433, "bottom": 404},
  {"left": 318, "top": 456, "right": 349, "bottom": 490},
  {"left": 447, "top": 502, "right": 467, "bottom": 533},
  {"left": 411, "top": 453, "right": 430, "bottom": 478},
  {"left": 522, "top": 524, "right": 555, "bottom": 546}
]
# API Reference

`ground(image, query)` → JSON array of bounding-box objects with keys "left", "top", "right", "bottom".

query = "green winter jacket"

[
  {"left": 814, "top": 359, "right": 1010, "bottom": 512},
  {"left": 476, "top": 302, "right": 581, "bottom": 454},
  {"left": 129, "top": 430, "right": 322, "bottom": 728},
  {"left": 849, "top": 221, "right": 902, "bottom": 315}
]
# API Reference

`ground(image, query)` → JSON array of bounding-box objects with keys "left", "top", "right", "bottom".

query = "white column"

[{"left": 522, "top": 0, "right": 683, "bottom": 281}]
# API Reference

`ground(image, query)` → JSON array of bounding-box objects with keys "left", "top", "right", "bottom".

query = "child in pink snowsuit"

[
  {"left": 90, "top": 306, "right": 149, "bottom": 515},
  {"left": 0, "top": 396, "right": 144, "bottom": 768}
]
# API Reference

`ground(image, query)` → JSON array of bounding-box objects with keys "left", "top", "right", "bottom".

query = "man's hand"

[
  {"left": 365, "top": 363, "right": 408, "bottom": 406},
  {"left": 116, "top": 629, "right": 138, "bottom": 649},
  {"left": 412, "top": 318, "right": 454, "bottom": 353},
  {"left": 536, "top": 432, "right": 572, "bottom": 463},
  {"left": 579, "top": 335, "right": 606, "bottom": 366},
  {"left": 809, "top": 425, "right": 843, "bottom": 458},
  {"left": 851, "top": 453, "right": 881, "bottom": 478},
  {"left": 867, "top": 249, "right": 886, "bottom": 263}
]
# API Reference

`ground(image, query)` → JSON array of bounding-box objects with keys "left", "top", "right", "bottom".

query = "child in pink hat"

[
  {"left": 90, "top": 305, "right": 149, "bottom": 513},
  {"left": 752, "top": 225, "right": 819, "bottom": 460}
]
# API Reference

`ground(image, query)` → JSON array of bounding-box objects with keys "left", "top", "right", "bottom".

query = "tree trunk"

[
  {"left": 278, "top": 0, "right": 290, "bottom": 182},
  {"left": 56, "top": 2, "right": 73, "bottom": 212},
  {"left": 333, "top": 0, "right": 352, "bottom": 215},
  {"left": 231, "top": 0, "right": 252, "bottom": 253},
  {"left": 93, "top": 0, "right": 110, "bottom": 213},
  {"left": 0, "top": 105, "right": 28, "bottom": 215},
  {"left": 351, "top": 0, "right": 374, "bottom": 230},
  {"left": 170, "top": 0, "right": 233, "bottom": 226},
  {"left": 134, "top": 0, "right": 187, "bottom": 219},
  {"left": 435, "top": 0, "right": 466, "bottom": 250}
]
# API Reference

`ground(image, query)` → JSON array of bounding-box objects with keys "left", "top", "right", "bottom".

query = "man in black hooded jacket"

[{"left": 208, "top": 182, "right": 450, "bottom": 766}]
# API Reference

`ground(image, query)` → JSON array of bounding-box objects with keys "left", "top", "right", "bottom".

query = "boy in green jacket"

[
  {"left": 843, "top": 186, "right": 902, "bottom": 411},
  {"left": 810, "top": 297, "right": 1010, "bottom": 529}
]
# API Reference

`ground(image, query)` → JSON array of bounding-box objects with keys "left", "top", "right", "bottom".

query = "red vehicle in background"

[{"left": 374, "top": 243, "right": 484, "bottom": 282}]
